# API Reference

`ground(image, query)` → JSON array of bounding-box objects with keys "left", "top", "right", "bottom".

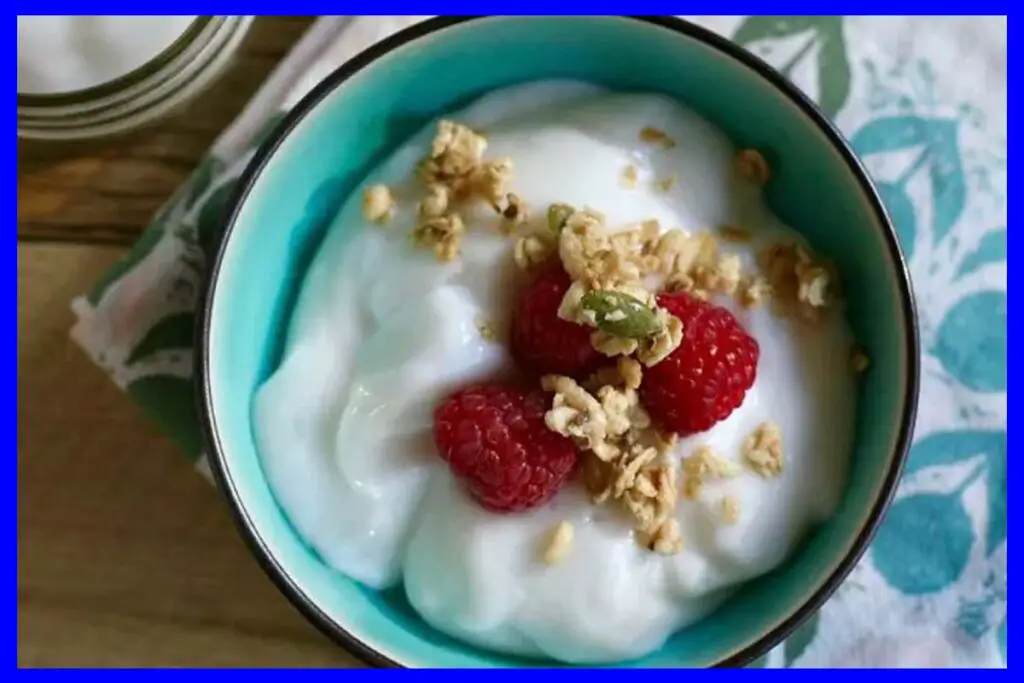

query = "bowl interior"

[{"left": 204, "top": 16, "right": 913, "bottom": 668}]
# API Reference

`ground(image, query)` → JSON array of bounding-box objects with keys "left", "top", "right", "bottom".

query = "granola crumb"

[
  {"left": 717, "top": 254, "right": 743, "bottom": 294},
  {"left": 760, "top": 243, "right": 835, "bottom": 319},
  {"left": 796, "top": 261, "right": 831, "bottom": 308},
  {"left": 622, "top": 164, "right": 639, "bottom": 188},
  {"left": 658, "top": 230, "right": 720, "bottom": 285},
  {"left": 412, "top": 213, "right": 465, "bottom": 262},
  {"left": 499, "top": 192, "right": 528, "bottom": 226},
  {"left": 682, "top": 446, "right": 740, "bottom": 501},
  {"left": 636, "top": 308, "right": 684, "bottom": 367},
  {"left": 541, "top": 375, "right": 610, "bottom": 454},
  {"left": 720, "top": 496, "right": 740, "bottom": 524},
  {"left": 618, "top": 356, "right": 643, "bottom": 390},
  {"left": 475, "top": 315, "right": 498, "bottom": 342},
  {"left": 362, "top": 184, "right": 395, "bottom": 223},
  {"left": 513, "top": 233, "right": 555, "bottom": 270},
  {"left": 691, "top": 253, "right": 743, "bottom": 297},
  {"left": 640, "top": 126, "right": 677, "bottom": 149},
  {"left": 735, "top": 148, "right": 771, "bottom": 186},
  {"left": 738, "top": 275, "right": 771, "bottom": 309},
  {"left": 850, "top": 345, "right": 871, "bottom": 373},
  {"left": 718, "top": 224, "right": 753, "bottom": 244},
  {"left": 664, "top": 272, "right": 694, "bottom": 294},
  {"left": 591, "top": 330, "right": 639, "bottom": 358},
  {"left": 418, "top": 184, "right": 450, "bottom": 219},
  {"left": 653, "top": 175, "right": 676, "bottom": 193},
  {"left": 541, "top": 520, "right": 574, "bottom": 565},
  {"left": 476, "top": 157, "right": 515, "bottom": 206},
  {"left": 422, "top": 119, "right": 487, "bottom": 183},
  {"left": 742, "top": 422, "right": 784, "bottom": 478},
  {"left": 649, "top": 518, "right": 683, "bottom": 555},
  {"left": 582, "top": 356, "right": 643, "bottom": 394},
  {"left": 639, "top": 219, "right": 661, "bottom": 246}
]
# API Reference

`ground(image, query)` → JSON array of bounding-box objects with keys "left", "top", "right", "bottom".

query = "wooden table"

[{"left": 18, "top": 17, "right": 362, "bottom": 667}]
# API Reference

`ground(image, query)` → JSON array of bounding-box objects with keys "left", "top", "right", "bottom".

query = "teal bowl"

[{"left": 197, "top": 16, "right": 919, "bottom": 668}]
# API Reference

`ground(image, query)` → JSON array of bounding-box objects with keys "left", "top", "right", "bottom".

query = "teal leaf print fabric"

[
  {"left": 725, "top": 15, "right": 1006, "bottom": 667},
  {"left": 956, "top": 228, "right": 1006, "bottom": 279},
  {"left": 732, "top": 16, "right": 851, "bottom": 118},
  {"left": 69, "top": 16, "right": 1006, "bottom": 668},
  {"left": 851, "top": 116, "right": 967, "bottom": 246},
  {"left": 934, "top": 292, "right": 1007, "bottom": 392},
  {"left": 871, "top": 493, "right": 975, "bottom": 595}
]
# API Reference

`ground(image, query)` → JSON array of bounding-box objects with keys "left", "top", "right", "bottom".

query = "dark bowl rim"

[{"left": 196, "top": 14, "right": 920, "bottom": 669}]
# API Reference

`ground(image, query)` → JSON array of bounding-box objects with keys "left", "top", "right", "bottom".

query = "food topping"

[
  {"left": 510, "top": 264, "right": 602, "bottom": 376},
  {"left": 682, "top": 446, "right": 740, "bottom": 501},
  {"left": 362, "top": 184, "right": 395, "bottom": 224},
  {"left": 641, "top": 292, "right": 759, "bottom": 436},
  {"left": 735, "top": 148, "right": 770, "bottom": 186},
  {"left": 759, "top": 243, "right": 837, "bottom": 321},
  {"left": 433, "top": 384, "right": 578, "bottom": 512},
  {"left": 417, "top": 120, "right": 855, "bottom": 557},
  {"left": 542, "top": 372, "right": 682, "bottom": 553},
  {"left": 721, "top": 496, "right": 741, "bottom": 524},
  {"left": 640, "top": 126, "right": 677, "bottom": 149},
  {"left": 742, "top": 422, "right": 784, "bottom": 478},
  {"left": 622, "top": 164, "right": 639, "bottom": 188},
  {"left": 542, "top": 521, "right": 575, "bottom": 565},
  {"left": 412, "top": 213, "right": 465, "bottom": 262},
  {"left": 850, "top": 345, "right": 871, "bottom": 374}
]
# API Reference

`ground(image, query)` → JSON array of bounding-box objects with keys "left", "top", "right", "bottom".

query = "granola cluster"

[
  {"left": 546, "top": 209, "right": 685, "bottom": 366},
  {"left": 411, "top": 120, "right": 523, "bottom": 260},
  {"left": 742, "top": 421, "right": 784, "bottom": 478},
  {"left": 672, "top": 420, "right": 786, "bottom": 527},
  {"left": 682, "top": 446, "right": 740, "bottom": 501},
  {"left": 542, "top": 359, "right": 684, "bottom": 555},
  {"left": 362, "top": 184, "right": 395, "bottom": 224},
  {"left": 367, "top": 119, "right": 867, "bottom": 562},
  {"left": 361, "top": 120, "right": 527, "bottom": 261},
  {"left": 758, "top": 243, "right": 836, "bottom": 321}
]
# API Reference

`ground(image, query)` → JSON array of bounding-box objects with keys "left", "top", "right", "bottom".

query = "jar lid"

[
  {"left": 18, "top": 16, "right": 208, "bottom": 101},
  {"left": 17, "top": 16, "right": 253, "bottom": 141}
]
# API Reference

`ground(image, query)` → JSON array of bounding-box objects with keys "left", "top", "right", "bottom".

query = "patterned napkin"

[{"left": 71, "top": 16, "right": 1006, "bottom": 668}]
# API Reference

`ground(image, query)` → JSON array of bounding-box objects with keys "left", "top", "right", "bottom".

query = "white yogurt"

[
  {"left": 17, "top": 16, "right": 198, "bottom": 95},
  {"left": 253, "top": 81, "right": 857, "bottom": 663}
]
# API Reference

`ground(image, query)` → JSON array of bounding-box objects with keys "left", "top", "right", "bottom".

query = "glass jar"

[{"left": 17, "top": 16, "right": 254, "bottom": 141}]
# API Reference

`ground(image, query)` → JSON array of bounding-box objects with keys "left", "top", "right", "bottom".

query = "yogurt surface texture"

[{"left": 253, "top": 81, "right": 857, "bottom": 663}]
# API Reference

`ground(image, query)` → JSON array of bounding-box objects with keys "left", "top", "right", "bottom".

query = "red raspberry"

[
  {"left": 641, "top": 292, "right": 759, "bottom": 436},
  {"left": 433, "top": 384, "right": 578, "bottom": 512},
  {"left": 510, "top": 264, "right": 602, "bottom": 377}
]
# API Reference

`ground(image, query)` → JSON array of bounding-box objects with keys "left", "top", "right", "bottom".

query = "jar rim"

[{"left": 17, "top": 15, "right": 215, "bottom": 107}]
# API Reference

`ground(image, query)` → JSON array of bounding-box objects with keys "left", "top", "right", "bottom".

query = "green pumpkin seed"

[
  {"left": 581, "top": 290, "right": 663, "bottom": 339},
  {"left": 547, "top": 203, "right": 576, "bottom": 234}
]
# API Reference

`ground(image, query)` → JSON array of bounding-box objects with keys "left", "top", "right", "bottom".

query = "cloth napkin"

[{"left": 70, "top": 16, "right": 1007, "bottom": 668}]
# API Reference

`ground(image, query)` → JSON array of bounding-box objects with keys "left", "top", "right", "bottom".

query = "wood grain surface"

[{"left": 17, "top": 17, "right": 363, "bottom": 668}]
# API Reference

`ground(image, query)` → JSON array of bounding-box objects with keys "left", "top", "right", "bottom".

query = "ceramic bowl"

[{"left": 198, "top": 15, "right": 919, "bottom": 668}]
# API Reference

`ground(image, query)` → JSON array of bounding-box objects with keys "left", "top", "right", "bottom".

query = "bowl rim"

[{"left": 196, "top": 14, "right": 920, "bottom": 669}]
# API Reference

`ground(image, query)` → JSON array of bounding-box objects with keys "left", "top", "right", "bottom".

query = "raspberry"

[
  {"left": 641, "top": 292, "right": 759, "bottom": 436},
  {"left": 510, "top": 264, "right": 602, "bottom": 377},
  {"left": 433, "top": 384, "right": 578, "bottom": 512}
]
